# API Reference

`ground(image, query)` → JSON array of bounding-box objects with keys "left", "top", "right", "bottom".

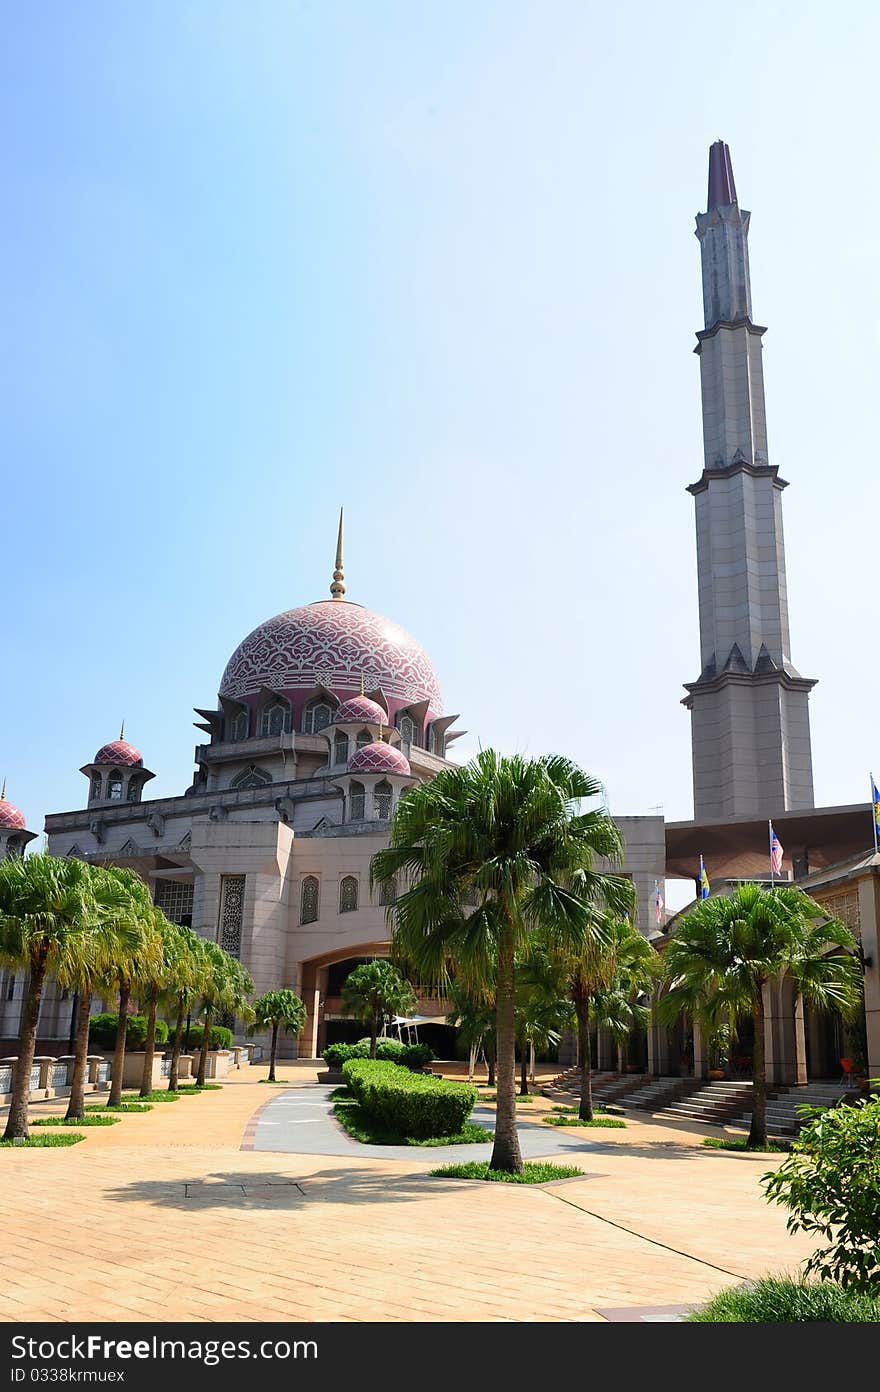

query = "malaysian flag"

[
  {"left": 769, "top": 821, "right": 784, "bottom": 876},
  {"left": 654, "top": 880, "right": 664, "bottom": 924}
]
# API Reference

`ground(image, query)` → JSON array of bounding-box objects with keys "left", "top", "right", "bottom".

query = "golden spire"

[
  {"left": 330, "top": 507, "right": 346, "bottom": 599},
  {"left": 119, "top": 719, "right": 125, "bottom": 741},
  {"left": 360, "top": 671, "right": 365, "bottom": 696},
  {"left": 377, "top": 723, "right": 384, "bottom": 743}
]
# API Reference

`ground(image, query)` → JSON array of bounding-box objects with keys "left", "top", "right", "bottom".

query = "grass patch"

[
  {"left": 552, "top": 1104, "right": 607, "bottom": 1115},
  {"left": 687, "top": 1277, "right": 880, "bottom": 1323},
  {"left": 0, "top": 1133, "right": 85, "bottom": 1147},
  {"left": 31, "top": 1115, "right": 120, "bottom": 1127},
  {"left": 333, "top": 1098, "right": 492, "bottom": 1148},
  {"left": 121, "top": 1091, "right": 181, "bottom": 1103},
  {"left": 431, "top": 1160, "right": 584, "bottom": 1184},
  {"left": 702, "top": 1136, "right": 790, "bottom": 1153},
  {"left": 258, "top": 1079, "right": 291, "bottom": 1085},
  {"left": 175, "top": 1084, "right": 222, "bottom": 1092},
  {"left": 543, "top": 1115, "right": 626, "bottom": 1128},
  {"left": 86, "top": 1102, "right": 153, "bottom": 1114}
]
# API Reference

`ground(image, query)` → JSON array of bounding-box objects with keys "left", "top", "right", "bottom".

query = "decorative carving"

[
  {"left": 147, "top": 812, "right": 166, "bottom": 838},
  {"left": 218, "top": 875, "right": 245, "bottom": 957},
  {"left": 209, "top": 805, "right": 228, "bottom": 822},
  {"left": 88, "top": 818, "right": 106, "bottom": 844},
  {"left": 275, "top": 796, "right": 296, "bottom": 823}
]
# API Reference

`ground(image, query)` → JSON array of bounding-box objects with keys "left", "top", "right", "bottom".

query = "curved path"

[{"left": 248, "top": 1082, "right": 605, "bottom": 1163}]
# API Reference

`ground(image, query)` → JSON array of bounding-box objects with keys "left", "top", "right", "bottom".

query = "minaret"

[{"left": 682, "top": 141, "right": 816, "bottom": 820}]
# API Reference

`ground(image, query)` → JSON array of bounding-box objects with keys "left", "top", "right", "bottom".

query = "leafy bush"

[
  {"left": 763, "top": 1093, "right": 880, "bottom": 1292},
  {"left": 687, "top": 1277, "right": 880, "bottom": 1323},
  {"left": 184, "top": 1024, "right": 234, "bottom": 1050},
  {"left": 88, "top": 1013, "right": 169, "bottom": 1050},
  {"left": 342, "top": 1059, "right": 476, "bottom": 1139},
  {"left": 323, "top": 1039, "right": 435, "bottom": 1069}
]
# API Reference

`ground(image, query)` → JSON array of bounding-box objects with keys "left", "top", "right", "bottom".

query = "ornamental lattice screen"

[{"left": 218, "top": 875, "right": 246, "bottom": 958}]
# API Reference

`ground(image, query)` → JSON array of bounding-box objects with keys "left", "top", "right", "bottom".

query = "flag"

[
  {"left": 654, "top": 880, "right": 664, "bottom": 924},
  {"left": 872, "top": 775, "right": 880, "bottom": 835},
  {"left": 699, "top": 855, "right": 710, "bottom": 899},
  {"left": 769, "top": 821, "right": 784, "bottom": 876}
]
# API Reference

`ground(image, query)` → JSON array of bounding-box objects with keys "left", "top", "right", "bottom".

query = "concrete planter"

[
  {"left": 317, "top": 1069, "right": 343, "bottom": 1084},
  {"left": 120, "top": 1051, "right": 167, "bottom": 1090},
  {"left": 190, "top": 1049, "right": 231, "bottom": 1080}
]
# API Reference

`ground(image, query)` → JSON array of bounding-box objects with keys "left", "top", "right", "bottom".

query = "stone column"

[
  {"left": 692, "top": 1018, "right": 708, "bottom": 1080},
  {"left": 857, "top": 874, "right": 880, "bottom": 1085}
]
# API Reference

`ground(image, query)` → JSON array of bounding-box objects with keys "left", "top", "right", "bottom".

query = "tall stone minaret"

[{"left": 682, "top": 141, "right": 816, "bottom": 821}]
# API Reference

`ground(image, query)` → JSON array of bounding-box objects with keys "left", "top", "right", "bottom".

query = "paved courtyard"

[{"left": 0, "top": 1066, "right": 819, "bottom": 1323}]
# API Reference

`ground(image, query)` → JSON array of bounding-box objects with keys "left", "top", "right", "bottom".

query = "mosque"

[{"left": 1, "top": 142, "right": 877, "bottom": 1086}]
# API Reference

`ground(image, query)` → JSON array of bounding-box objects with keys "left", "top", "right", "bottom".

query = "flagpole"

[
  {"left": 769, "top": 820, "right": 774, "bottom": 886},
  {"left": 871, "top": 773, "right": 879, "bottom": 857}
]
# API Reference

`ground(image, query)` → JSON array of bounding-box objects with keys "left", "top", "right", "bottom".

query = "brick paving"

[{"left": 0, "top": 1066, "right": 819, "bottom": 1322}]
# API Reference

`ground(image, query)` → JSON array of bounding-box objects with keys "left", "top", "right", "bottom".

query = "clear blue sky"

[{"left": 3, "top": 3, "right": 879, "bottom": 902}]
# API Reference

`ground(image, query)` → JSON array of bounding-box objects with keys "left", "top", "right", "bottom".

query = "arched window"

[
  {"left": 431, "top": 727, "right": 445, "bottom": 758},
  {"left": 378, "top": 875, "right": 397, "bottom": 907},
  {"left": 339, "top": 876, "right": 358, "bottom": 913},
  {"left": 261, "top": 699, "right": 290, "bottom": 738},
  {"left": 375, "top": 779, "right": 392, "bottom": 820},
  {"left": 396, "top": 714, "right": 416, "bottom": 758},
  {"left": 303, "top": 699, "right": 333, "bottom": 734},
  {"left": 230, "top": 709, "right": 249, "bottom": 742},
  {"left": 90, "top": 773, "right": 102, "bottom": 801},
  {"left": 333, "top": 731, "right": 349, "bottom": 765},
  {"left": 349, "top": 781, "right": 365, "bottom": 821},
  {"left": 300, "top": 875, "right": 319, "bottom": 925},
  {"left": 231, "top": 765, "right": 272, "bottom": 791},
  {"left": 108, "top": 771, "right": 123, "bottom": 801},
  {"left": 356, "top": 729, "right": 372, "bottom": 750},
  {"left": 127, "top": 778, "right": 142, "bottom": 803}
]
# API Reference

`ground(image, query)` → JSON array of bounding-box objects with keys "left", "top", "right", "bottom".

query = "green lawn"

[
  {"left": 432, "top": 1161, "right": 584, "bottom": 1184},
  {"left": 702, "top": 1136, "right": 789, "bottom": 1153},
  {"left": 0, "top": 1133, "right": 85, "bottom": 1147},
  {"left": 86, "top": 1102, "right": 153, "bottom": 1113},
  {"left": 543, "top": 1115, "right": 626, "bottom": 1128},
  {"left": 31, "top": 1115, "right": 120, "bottom": 1127}
]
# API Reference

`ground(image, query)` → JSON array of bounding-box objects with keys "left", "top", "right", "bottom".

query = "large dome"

[
  {"left": 219, "top": 600, "right": 443, "bottom": 714},
  {"left": 0, "top": 795, "right": 26, "bottom": 831}
]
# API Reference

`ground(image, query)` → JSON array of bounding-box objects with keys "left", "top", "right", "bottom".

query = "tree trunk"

[
  {"left": 489, "top": 924, "right": 523, "bottom": 1173},
  {"left": 168, "top": 1000, "right": 185, "bottom": 1091},
  {"left": 196, "top": 1007, "right": 213, "bottom": 1087},
  {"left": 576, "top": 984, "right": 594, "bottom": 1121},
  {"left": 748, "top": 990, "right": 768, "bottom": 1147},
  {"left": 139, "top": 987, "right": 159, "bottom": 1098},
  {"left": 369, "top": 1009, "right": 378, "bottom": 1059},
  {"left": 67, "top": 989, "right": 80, "bottom": 1053},
  {"left": 65, "top": 982, "right": 92, "bottom": 1121},
  {"left": 108, "top": 981, "right": 130, "bottom": 1106},
  {"left": 269, "top": 1021, "right": 279, "bottom": 1082},
  {"left": 519, "top": 1044, "right": 529, "bottom": 1096},
  {"left": 3, "top": 951, "right": 48, "bottom": 1141},
  {"left": 486, "top": 1039, "right": 496, "bottom": 1088}
]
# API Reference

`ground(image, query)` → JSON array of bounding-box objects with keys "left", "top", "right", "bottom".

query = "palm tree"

[
  {"left": 163, "top": 927, "right": 208, "bottom": 1092},
  {"left": 248, "top": 988, "right": 307, "bottom": 1081},
  {"left": 136, "top": 910, "right": 179, "bottom": 1098},
  {"left": 99, "top": 868, "right": 159, "bottom": 1106},
  {"left": 0, "top": 854, "right": 100, "bottom": 1140},
  {"left": 446, "top": 979, "right": 496, "bottom": 1084},
  {"left": 194, "top": 944, "right": 253, "bottom": 1087},
  {"left": 659, "top": 883, "right": 862, "bottom": 1146},
  {"left": 558, "top": 916, "right": 657, "bottom": 1120},
  {"left": 60, "top": 865, "right": 143, "bottom": 1121},
  {"left": 371, "top": 751, "right": 632, "bottom": 1173},
  {"left": 341, "top": 959, "right": 417, "bottom": 1057},
  {"left": 514, "top": 949, "right": 570, "bottom": 1096}
]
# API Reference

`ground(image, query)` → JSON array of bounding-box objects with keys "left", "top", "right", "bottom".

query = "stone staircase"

[
  {"left": 734, "top": 1082, "right": 860, "bottom": 1137},
  {"left": 656, "top": 1078, "right": 860, "bottom": 1136}
]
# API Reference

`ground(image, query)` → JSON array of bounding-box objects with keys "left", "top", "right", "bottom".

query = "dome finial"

[
  {"left": 360, "top": 671, "right": 365, "bottom": 696},
  {"left": 119, "top": 718, "right": 125, "bottom": 741},
  {"left": 330, "top": 507, "right": 346, "bottom": 599},
  {"left": 1, "top": 777, "right": 5, "bottom": 802}
]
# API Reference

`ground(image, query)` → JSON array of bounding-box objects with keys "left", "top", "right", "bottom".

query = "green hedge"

[
  {"left": 184, "top": 1024, "right": 234, "bottom": 1050},
  {"left": 88, "top": 1014, "right": 169, "bottom": 1050},
  {"left": 342, "top": 1059, "right": 475, "bottom": 1139},
  {"left": 323, "top": 1039, "right": 435, "bottom": 1069}
]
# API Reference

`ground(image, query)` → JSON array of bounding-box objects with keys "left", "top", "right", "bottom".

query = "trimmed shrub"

[
  {"left": 323, "top": 1039, "right": 434, "bottom": 1068},
  {"left": 357, "top": 1036, "right": 405, "bottom": 1060},
  {"left": 184, "top": 1024, "right": 234, "bottom": 1050},
  {"left": 342, "top": 1059, "right": 475, "bottom": 1139},
  {"left": 322, "top": 1042, "right": 369, "bottom": 1068},
  {"left": 398, "top": 1043, "right": 434, "bottom": 1069},
  {"left": 88, "top": 1013, "right": 169, "bottom": 1051}
]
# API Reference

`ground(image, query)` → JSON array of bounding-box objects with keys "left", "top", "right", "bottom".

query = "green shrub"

[
  {"left": 763, "top": 1093, "right": 880, "bottom": 1292},
  {"left": 322, "top": 1042, "right": 369, "bottom": 1067},
  {"left": 342, "top": 1059, "right": 476, "bottom": 1139},
  {"left": 687, "top": 1277, "right": 880, "bottom": 1323},
  {"left": 323, "top": 1039, "right": 433, "bottom": 1068},
  {"left": 357, "top": 1036, "right": 405, "bottom": 1060},
  {"left": 185, "top": 1024, "right": 233, "bottom": 1050},
  {"left": 88, "top": 1013, "right": 169, "bottom": 1050},
  {"left": 399, "top": 1043, "right": 435, "bottom": 1069}
]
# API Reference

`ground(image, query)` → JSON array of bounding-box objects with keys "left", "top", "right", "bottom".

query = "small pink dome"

[
  {"left": 94, "top": 739, "right": 143, "bottom": 767},
  {"left": 348, "top": 741, "right": 411, "bottom": 776},
  {"left": 0, "top": 796, "right": 26, "bottom": 831},
  {"left": 333, "top": 696, "right": 388, "bottom": 726}
]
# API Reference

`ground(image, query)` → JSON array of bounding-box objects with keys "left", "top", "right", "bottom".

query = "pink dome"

[
  {"left": 94, "top": 739, "right": 143, "bottom": 767},
  {"left": 0, "top": 796, "right": 26, "bottom": 831},
  {"left": 219, "top": 600, "right": 443, "bottom": 713},
  {"left": 333, "top": 696, "right": 388, "bottom": 726},
  {"left": 348, "top": 741, "right": 411, "bottom": 776}
]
